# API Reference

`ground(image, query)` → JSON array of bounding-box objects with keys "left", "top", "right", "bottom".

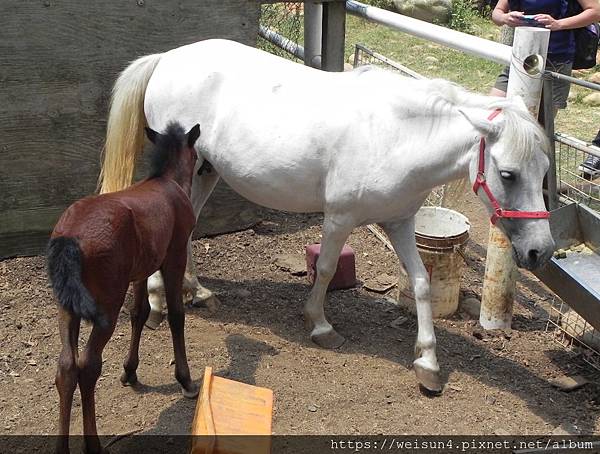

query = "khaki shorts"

[{"left": 494, "top": 60, "right": 573, "bottom": 109}]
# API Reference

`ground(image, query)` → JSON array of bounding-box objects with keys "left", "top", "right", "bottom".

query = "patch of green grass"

[{"left": 345, "top": 15, "right": 502, "bottom": 93}]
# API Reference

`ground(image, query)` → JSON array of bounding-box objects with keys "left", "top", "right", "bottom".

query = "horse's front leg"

[
  {"left": 145, "top": 172, "right": 220, "bottom": 328},
  {"left": 146, "top": 271, "right": 166, "bottom": 330},
  {"left": 380, "top": 219, "right": 442, "bottom": 393},
  {"left": 303, "top": 215, "right": 353, "bottom": 349},
  {"left": 186, "top": 170, "right": 221, "bottom": 309},
  {"left": 183, "top": 238, "right": 219, "bottom": 312}
]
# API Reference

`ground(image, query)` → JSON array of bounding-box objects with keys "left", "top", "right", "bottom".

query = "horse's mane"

[
  {"left": 359, "top": 67, "right": 549, "bottom": 162},
  {"left": 148, "top": 122, "right": 187, "bottom": 179},
  {"left": 423, "top": 78, "right": 550, "bottom": 162}
]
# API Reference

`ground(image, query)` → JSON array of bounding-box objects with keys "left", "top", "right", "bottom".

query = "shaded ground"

[{"left": 1, "top": 190, "right": 599, "bottom": 440}]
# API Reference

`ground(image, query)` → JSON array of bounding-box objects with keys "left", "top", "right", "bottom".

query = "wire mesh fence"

[
  {"left": 555, "top": 133, "right": 600, "bottom": 211},
  {"left": 258, "top": 3, "right": 304, "bottom": 62},
  {"left": 546, "top": 298, "right": 600, "bottom": 371}
]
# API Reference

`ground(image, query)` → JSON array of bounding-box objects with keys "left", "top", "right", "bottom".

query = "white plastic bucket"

[{"left": 397, "top": 207, "right": 470, "bottom": 318}]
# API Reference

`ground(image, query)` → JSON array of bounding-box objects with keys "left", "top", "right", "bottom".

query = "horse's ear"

[
  {"left": 458, "top": 108, "right": 501, "bottom": 141},
  {"left": 187, "top": 124, "right": 201, "bottom": 148},
  {"left": 145, "top": 127, "right": 158, "bottom": 144}
]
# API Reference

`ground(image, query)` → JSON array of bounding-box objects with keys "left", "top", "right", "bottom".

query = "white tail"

[{"left": 99, "top": 53, "right": 162, "bottom": 193}]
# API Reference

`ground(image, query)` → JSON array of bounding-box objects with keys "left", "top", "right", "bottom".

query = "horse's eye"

[{"left": 500, "top": 170, "right": 515, "bottom": 181}]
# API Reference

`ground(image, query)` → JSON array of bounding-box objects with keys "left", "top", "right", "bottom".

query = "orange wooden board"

[{"left": 191, "top": 367, "right": 273, "bottom": 454}]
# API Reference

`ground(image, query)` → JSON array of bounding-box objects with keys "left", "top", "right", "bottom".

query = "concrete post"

[
  {"left": 304, "top": 2, "right": 322, "bottom": 68},
  {"left": 480, "top": 27, "right": 550, "bottom": 330}
]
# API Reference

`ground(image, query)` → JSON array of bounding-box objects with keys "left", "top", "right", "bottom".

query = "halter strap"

[{"left": 472, "top": 109, "right": 550, "bottom": 225}]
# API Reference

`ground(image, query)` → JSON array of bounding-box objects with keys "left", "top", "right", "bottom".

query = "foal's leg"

[
  {"left": 55, "top": 307, "right": 80, "bottom": 454},
  {"left": 78, "top": 308, "right": 119, "bottom": 454},
  {"left": 380, "top": 219, "right": 442, "bottom": 392},
  {"left": 121, "top": 280, "right": 150, "bottom": 386},
  {"left": 161, "top": 255, "right": 198, "bottom": 399},
  {"left": 303, "top": 215, "right": 354, "bottom": 349},
  {"left": 146, "top": 172, "right": 220, "bottom": 326}
]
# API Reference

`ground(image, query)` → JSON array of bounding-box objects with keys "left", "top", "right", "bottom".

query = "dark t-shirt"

[{"left": 508, "top": 0, "right": 575, "bottom": 62}]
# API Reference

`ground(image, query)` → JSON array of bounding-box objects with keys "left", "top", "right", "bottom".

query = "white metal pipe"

[
  {"left": 304, "top": 1, "right": 323, "bottom": 68},
  {"left": 346, "top": 0, "right": 512, "bottom": 66},
  {"left": 480, "top": 27, "right": 549, "bottom": 330}
]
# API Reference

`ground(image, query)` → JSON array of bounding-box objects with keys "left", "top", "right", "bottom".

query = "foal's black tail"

[{"left": 47, "top": 237, "right": 106, "bottom": 327}]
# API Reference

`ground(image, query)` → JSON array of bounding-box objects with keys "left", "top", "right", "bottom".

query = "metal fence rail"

[
  {"left": 346, "top": 0, "right": 512, "bottom": 65},
  {"left": 259, "top": 25, "right": 305, "bottom": 61}
]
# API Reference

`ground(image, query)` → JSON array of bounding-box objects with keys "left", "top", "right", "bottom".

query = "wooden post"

[
  {"left": 304, "top": 1, "right": 322, "bottom": 68},
  {"left": 480, "top": 27, "right": 550, "bottom": 330},
  {"left": 321, "top": 1, "right": 346, "bottom": 72}
]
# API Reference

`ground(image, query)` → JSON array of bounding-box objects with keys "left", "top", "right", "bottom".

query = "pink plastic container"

[{"left": 305, "top": 244, "right": 356, "bottom": 290}]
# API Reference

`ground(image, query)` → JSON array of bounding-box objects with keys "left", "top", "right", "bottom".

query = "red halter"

[{"left": 472, "top": 109, "right": 550, "bottom": 225}]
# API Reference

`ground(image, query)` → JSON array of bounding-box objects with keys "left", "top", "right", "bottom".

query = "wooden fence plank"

[{"left": 0, "top": 0, "right": 263, "bottom": 258}]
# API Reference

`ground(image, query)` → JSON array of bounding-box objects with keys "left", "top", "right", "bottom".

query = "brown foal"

[{"left": 47, "top": 122, "right": 201, "bottom": 454}]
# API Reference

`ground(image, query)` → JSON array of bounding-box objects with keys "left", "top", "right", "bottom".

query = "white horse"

[{"left": 99, "top": 39, "right": 555, "bottom": 392}]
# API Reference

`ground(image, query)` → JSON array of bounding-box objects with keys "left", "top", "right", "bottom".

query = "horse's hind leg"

[
  {"left": 78, "top": 308, "right": 119, "bottom": 454},
  {"left": 55, "top": 307, "right": 80, "bottom": 454},
  {"left": 379, "top": 219, "right": 442, "bottom": 393},
  {"left": 121, "top": 280, "right": 150, "bottom": 386},
  {"left": 303, "top": 215, "right": 353, "bottom": 349},
  {"left": 161, "top": 253, "right": 198, "bottom": 399}
]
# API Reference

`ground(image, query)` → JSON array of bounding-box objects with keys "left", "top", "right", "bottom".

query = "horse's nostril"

[{"left": 528, "top": 249, "right": 539, "bottom": 263}]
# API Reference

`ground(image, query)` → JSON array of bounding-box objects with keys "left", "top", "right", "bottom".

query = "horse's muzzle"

[{"left": 513, "top": 242, "right": 555, "bottom": 271}]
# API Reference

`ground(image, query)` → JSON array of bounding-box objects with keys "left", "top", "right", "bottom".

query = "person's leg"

[
  {"left": 592, "top": 129, "right": 600, "bottom": 147},
  {"left": 490, "top": 66, "right": 510, "bottom": 97}
]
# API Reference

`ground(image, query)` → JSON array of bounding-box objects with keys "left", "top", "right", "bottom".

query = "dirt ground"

[{"left": 1, "top": 190, "right": 600, "bottom": 439}]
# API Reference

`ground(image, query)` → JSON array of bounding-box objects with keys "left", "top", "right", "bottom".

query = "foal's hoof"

[
  {"left": 120, "top": 370, "right": 138, "bottom": 387},
  {"left": 181, "top": 383, "right": 199, "bottom": 399},
  {"left": 413, "top": 358, "right": 443, "bottom": 394},
  {"left": 145, "top": 310, "right": 165, "bottom": 330},
  {"left": 311, "top": 329, "right": 346, "bottom": 349}
]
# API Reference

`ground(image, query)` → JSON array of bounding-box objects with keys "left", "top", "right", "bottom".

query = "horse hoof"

[
  {"left": 311, "top": 329, "right": 346, "bottom": 349},
  {"left": 145, "top": 310, "right": 164, "bottom": 330},
  {"left": 181, "top": 383, "right": 199, "bottom": 399},
  {"left": 413, "top": 358, "right": 443, "bottom": 394},
  {"left": 192, "top": 295, "right": 220, "bottom": 313},
  {"left": 120, "top": 370, "right": 138, "bottom": 387}
]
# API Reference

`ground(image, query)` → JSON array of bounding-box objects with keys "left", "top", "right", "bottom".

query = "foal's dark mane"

[{"left": 148, "top": 122, "right": 188, "bottom": 179}]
